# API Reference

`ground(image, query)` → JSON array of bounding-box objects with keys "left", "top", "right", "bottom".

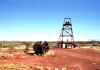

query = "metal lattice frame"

[{"left": 58, "top": 18, "right": 75, "bottom": 48}]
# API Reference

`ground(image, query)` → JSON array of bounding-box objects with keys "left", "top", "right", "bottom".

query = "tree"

[
  {"left": 0, "top": 43, "right": 2, "bottom": 48},
  {"left": 21, "top": 41, "right": 33, "bottom": 49}
]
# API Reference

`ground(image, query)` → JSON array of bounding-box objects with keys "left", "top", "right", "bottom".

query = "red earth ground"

[{"left": 0, "top": 48, "right": 100, "bottom": 70}]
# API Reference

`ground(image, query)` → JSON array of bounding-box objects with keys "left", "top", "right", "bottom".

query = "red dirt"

[{"left": 0, "top": 48, "right": 100, "bottom": 70}]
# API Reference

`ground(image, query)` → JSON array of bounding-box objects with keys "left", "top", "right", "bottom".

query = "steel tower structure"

[{"left": 58, "top": 18, "right": 76, "bottom": 48}]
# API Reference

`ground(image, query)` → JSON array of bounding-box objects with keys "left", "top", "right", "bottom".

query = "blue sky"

[{"left": 0, "top": 0, "right": 100, "bottom": 41}]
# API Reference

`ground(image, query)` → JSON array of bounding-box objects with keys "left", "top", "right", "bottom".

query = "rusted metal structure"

[
  {"left": 24, "top": 41, "right": 50, "bottom": 55},
  {"left": 33, "top": 41, "right": 50, "bottom": 55},
  {"left": 58, "top": 18, "right": 76, "bottom": 48}
]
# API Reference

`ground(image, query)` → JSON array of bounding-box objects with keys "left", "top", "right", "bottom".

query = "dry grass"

[
  {"left": 0, "top": 64, "right": 67, "bottom": 70},
  {"left": 91, "top": 46, "right": 100, "bottom": 52},
  {"left": 43, "top": 51, "right": 56, "bottom": 56},
  {"left": 0, "top": 52, "right": 13, "bottom": 59}
]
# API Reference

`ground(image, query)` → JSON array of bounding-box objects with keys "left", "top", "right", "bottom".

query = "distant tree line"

[{"left": 0, "top": 41, "right": 100, "bottom": 49}]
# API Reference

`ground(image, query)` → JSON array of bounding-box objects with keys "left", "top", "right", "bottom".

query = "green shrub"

[{"left": 21, "top": 41, "right": 33, "bottom": 48}]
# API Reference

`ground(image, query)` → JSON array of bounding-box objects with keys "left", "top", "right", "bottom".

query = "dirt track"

[{"left": 0, "top": 48, "right": 100, "bottom": 70}]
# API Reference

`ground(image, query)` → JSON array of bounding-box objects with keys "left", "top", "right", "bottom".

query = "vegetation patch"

[
  {"left": 91, "top": 46, "right": 100, "bottom": 52},
  {"left": 0, "top": 52, "right": 13, "bottom": 59},
  {"left": 0, "top": 64, "right": 68, "bottom": 70},
  {"left": 43, "top": 51, "right": 56, "bottom": 56}
]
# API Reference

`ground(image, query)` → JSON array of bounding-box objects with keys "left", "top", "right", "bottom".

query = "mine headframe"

[{"left": 57, "top": 18, "right": 76, "bottom": 48}]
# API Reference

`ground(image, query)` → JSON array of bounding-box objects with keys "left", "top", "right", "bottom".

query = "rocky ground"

[{"left": 0, "top": 48, "right": 100, "bottom": 70}]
